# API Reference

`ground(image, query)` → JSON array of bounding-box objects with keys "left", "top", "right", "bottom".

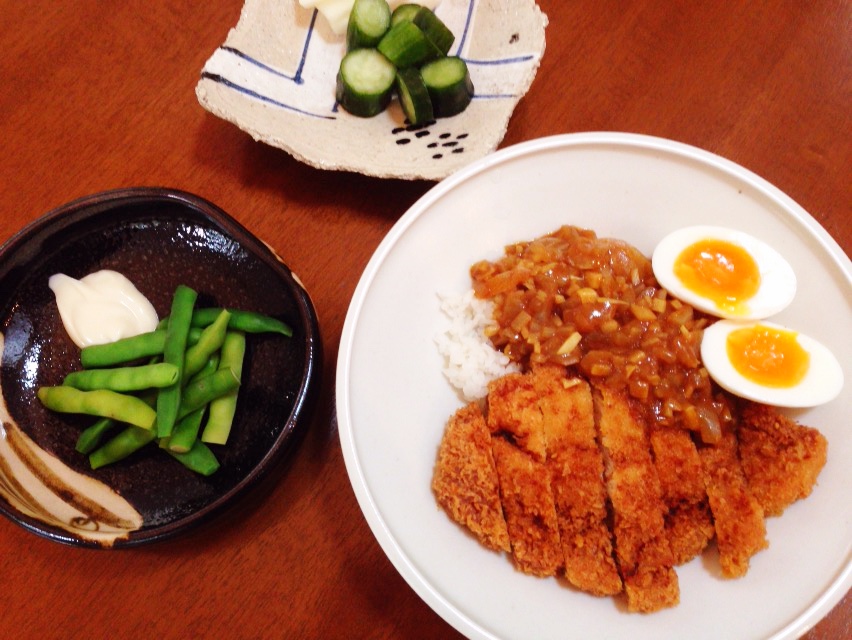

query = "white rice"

[{"left": 435, "top": 290, "right": 520, "bottom": 402}]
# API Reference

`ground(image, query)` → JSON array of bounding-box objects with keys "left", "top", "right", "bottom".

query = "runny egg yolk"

[
  {"left": 673, "top": 238, "right": 761, "bottom": 315},
  {"left": 725, "top": 324, "right": 810, "bottom": 388}
]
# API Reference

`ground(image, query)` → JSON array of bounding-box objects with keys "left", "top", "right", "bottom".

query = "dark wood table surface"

[{"left": 1, "top": 1, "right": 849, "bottom": 638}]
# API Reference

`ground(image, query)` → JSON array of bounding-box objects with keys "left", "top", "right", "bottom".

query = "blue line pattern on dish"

[
  {"left": 200, "top": 72, "right": 337, "bottom": 120},
  {"left": 452, "top": 0, "right": 476, "bottom": 56},
  {"left": 202, "top": 1, "right": 535, "bottom": 112}
]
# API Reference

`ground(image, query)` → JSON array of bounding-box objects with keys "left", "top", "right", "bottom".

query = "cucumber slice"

[
  {"left": 390, "top": 3, "right": 421, "bottom": 27},
  {"left": 412, "top": 7, "right": 454, "bottom": 55},
  {"left": 377, "top": 20, "right": 442, "bottom": 68},
  {"left": 346, "top": 0, "right": 392, "bottom": 50},
  {"left": 396, "top": 67, "right": 434, "bottom": 125},
  {"left": 336, "top": 48, "right": 397, "bottom": 117},
  {"left": 420, "top": 56, "right": 474, "bottom": 117}
]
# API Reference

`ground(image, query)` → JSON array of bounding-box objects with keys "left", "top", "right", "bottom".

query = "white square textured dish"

[
  {"left": 196, "top": 0, "right": 547, "bottom": 180},
  {"left": 336, "top": 132, "right": 852, "bottom": 639}
]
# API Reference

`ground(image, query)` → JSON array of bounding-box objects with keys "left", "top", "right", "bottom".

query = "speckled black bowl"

[{"left": 0, "top": 188, "right": 321, "bottom": 547}]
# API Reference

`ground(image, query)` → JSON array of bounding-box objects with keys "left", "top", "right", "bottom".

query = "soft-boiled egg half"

[
  {"left": 652, "top": 226, "right": 796, "bottom": 320},
  {"left": 701, "top": 320, "right": 844, "bottom": 407}
]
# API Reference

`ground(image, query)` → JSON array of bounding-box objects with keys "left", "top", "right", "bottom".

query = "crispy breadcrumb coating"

[
  {"left": 649, "top": 426, "right": 715, "bottom": 565},
  {"left": 432, "top": 402, "right": 511, "bottom": 552},
  {"left": 594, "top": 386, "right": 679, "bottom": 612},
  {"left": 488, "top": 374, "right": 563, "bottom": 576},
  {"left": 532, "top": 366, "right": 622, "bottom": 596},
  {"left": 699, "top": 429, "right": 768, "bottom": 578},
  {"left": 737, "top": 403, "right": 827, "bottom": 517}
]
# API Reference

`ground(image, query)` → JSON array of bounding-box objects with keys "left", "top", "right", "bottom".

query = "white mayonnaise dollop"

[{"left": 48, "top": 270, "right": 159, "bottom": 348}]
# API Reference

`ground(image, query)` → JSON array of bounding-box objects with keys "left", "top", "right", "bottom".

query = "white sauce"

[{"left": 48, "top": 270, "right": 159, "bottom": 348}]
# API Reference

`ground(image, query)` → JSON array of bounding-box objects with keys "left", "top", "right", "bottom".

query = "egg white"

[
  {"left": 652, "top": 225, "right": 797, "bottom": 320},
  {"left": 701, "top": 320, "right": 844, "bottom": 407}
]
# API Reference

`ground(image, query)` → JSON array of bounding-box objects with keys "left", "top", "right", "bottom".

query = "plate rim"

[{"left": 335, "top": 131, "right": 852, "bottom": 639}]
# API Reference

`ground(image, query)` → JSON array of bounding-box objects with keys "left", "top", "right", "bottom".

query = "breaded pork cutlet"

[
  {"left": 698, "top": 428, "right": 768, "bottom": 578},
  {"left": 532, "top": 366, "right": 622, "bottom": 596},
  {"left": 432, "top": 402, "right": 511, "bottom": 552},
  {"left": 649, "top": 426, "right": 715, "bottom": 565},
  {"left": 487, "top": 373, "right": 563, "bottom": 577},
  {"left": 594, "top": 386, "right": 679, "bottom": 612},
  {"left": 737, "top": 402, "right": 827, "bottom": 517}
]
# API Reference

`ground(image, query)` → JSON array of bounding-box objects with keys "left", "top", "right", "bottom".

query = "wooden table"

[{"left": 1, "top": 1, "right": 849, "bottom": 638}]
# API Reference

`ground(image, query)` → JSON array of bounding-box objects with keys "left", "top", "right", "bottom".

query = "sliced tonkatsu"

[
  {"left": 649, "top": 425, "right": 715, "bottom": 565},
  {"left": 431, "top": 369, "right": 828, "bottom": 611},
  {"left": 698, "top": 428, "right": 768, "bottom": 578},
  {"left": 736, "top": 402, "right": 827, "bottom": 517},
  {"left": 432, "top": 402, "right": 510, "bottom": 552},
  {"left": 487, "top": 373, "right": 563, "bottom": 577},
  {"left": 594, "top": 386, "right": 679, "bottom": 612},
  {"left": 531, "top": 366, "right": 622, "bottom": 596}
]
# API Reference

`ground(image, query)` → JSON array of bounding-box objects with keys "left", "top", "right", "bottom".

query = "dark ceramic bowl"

[{"left": 0, "top": 188, "right": 321, "bottom": 547}]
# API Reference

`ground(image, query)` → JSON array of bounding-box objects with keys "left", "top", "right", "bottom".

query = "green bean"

[
  {"left": 63, "top": 362, "right": 179, "bottom": 392},
  {"left": 202, "top": 332, "right": 246, "bottom": 445},
  {"left": 157, "top": 285, "right": 197, "bottom": 438},
  {"left": 37, "top": 386, "right": 156, "bottom": 430},
  {"left": 164, "top": 407, "right": 205, "bottom": 454},
  {"left": 75, "top": 417, "right": 116, "bottom": 454},
  {"left": 80, "top": 328, "right": 204, "bottom": 368},
  {"left": 196, "top": 308, "right": 292, "bottom": 336},
  {"left": 165, "top": 440, "right": 220, "bottom": 476},
  {"left": 89, "top": 425, "right": 158, "bottom": 469},
  {"left": 183, "top": 309, "right": 230, "bottom": 379},
  {"left": 177, "top": 367, "right": 240, "bottom": 419},
  {"left": 80, "top": 331, "right": 166, "bottom": 368},
  {"left": 190, "top": 352, "right": 220, "bottom": 382},
  {"left": 160, "top": 308, "right": 292, "bottom": 336}
]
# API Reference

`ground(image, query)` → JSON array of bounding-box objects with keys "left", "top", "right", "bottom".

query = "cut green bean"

[
  {"left": 183, "top": 309, "right": 230, "bottom": 379},
  {"left": 80, "top": 331, "right": 166, "bottom": 368},
  {"left": 81, "top": 328, "right": 204, "bottom": 368},
  {"left": 157, "top": 285, "right": 197, "bottom": 438},
  {"left": 89, "top": 425, "right": 157, "bottom": 469},
  {"left": 165, "top": 440, "right": 220, "bottom": 476},
  {"left": 63, "top": 362, "right": 179, "bottom": 392},
  {"left": 160, "top": 308, "right": 292, "bottom": 336},
  {"left": 202, "top": 332, "right": 246, "bottom": 445},
  {"left": 165, "top": 407, "right": 205, "bottom": 454},
  {"left": 177, "top": 367, "right": 240, "bottom": 420},
  {"left": 75, "top": 417, "right": 116, "bottom": 455},
  {"left": 190, "top": 352, "right": 220, "bottom": 383},
  {"left": 37, "top": 386, "right": 156, "bottom": 429}
]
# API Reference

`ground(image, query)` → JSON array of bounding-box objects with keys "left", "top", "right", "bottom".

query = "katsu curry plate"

[{"left": 336, "top": 133, "right": 851, "bottom": 639}]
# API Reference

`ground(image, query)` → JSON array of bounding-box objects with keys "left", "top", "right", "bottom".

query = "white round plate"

[{"left": 336, "top": 132, "right": 851, "bottom": 639}]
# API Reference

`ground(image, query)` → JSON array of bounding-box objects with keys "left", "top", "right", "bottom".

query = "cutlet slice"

[
  {"left": 487, "top": 373, "right": 563, "bottom": 577},
  {"left": 532, "top": 366, "right": 622, "bottom": 596},
  {"left": 737, "top": 402, "right": 827, "bottom": 517},
  {"left": 594, "top": 387, "right": 679, "bottom": 612},
  {"left": 432, "top": 402, "right": 510, "bottom": 552},
  {"left": 649, "top": 426, "right": 715, "bottom": 565},
  {"left": 698, "top": 429, "right": 768, "bottom": 578}
]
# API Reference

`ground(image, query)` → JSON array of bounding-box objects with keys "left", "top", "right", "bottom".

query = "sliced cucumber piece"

[
  {"left": 336, "top": 48, "right": 397, "bottom": 117},
  {"left": 412, "top": 7, "right": 454, "bottom": 55},
  {"left": 390, "top": 3, "right": 421, "bottom": 27},
  {"left": 420, "top": 56, "right": 474, "bottom": 117},
  {"left": 396, "top": 67, "right": 434, "bottom": 125},
  {"left": 377, "top": 20, "right": 442, "bottom": 68},
  {"left": 346, "top": 0, "right": 392, "bottom": 50}
]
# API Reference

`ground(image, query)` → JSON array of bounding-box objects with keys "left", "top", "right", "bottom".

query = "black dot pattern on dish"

[{"left": 391, "top": 120, "right": 471, "bottom": 160}]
